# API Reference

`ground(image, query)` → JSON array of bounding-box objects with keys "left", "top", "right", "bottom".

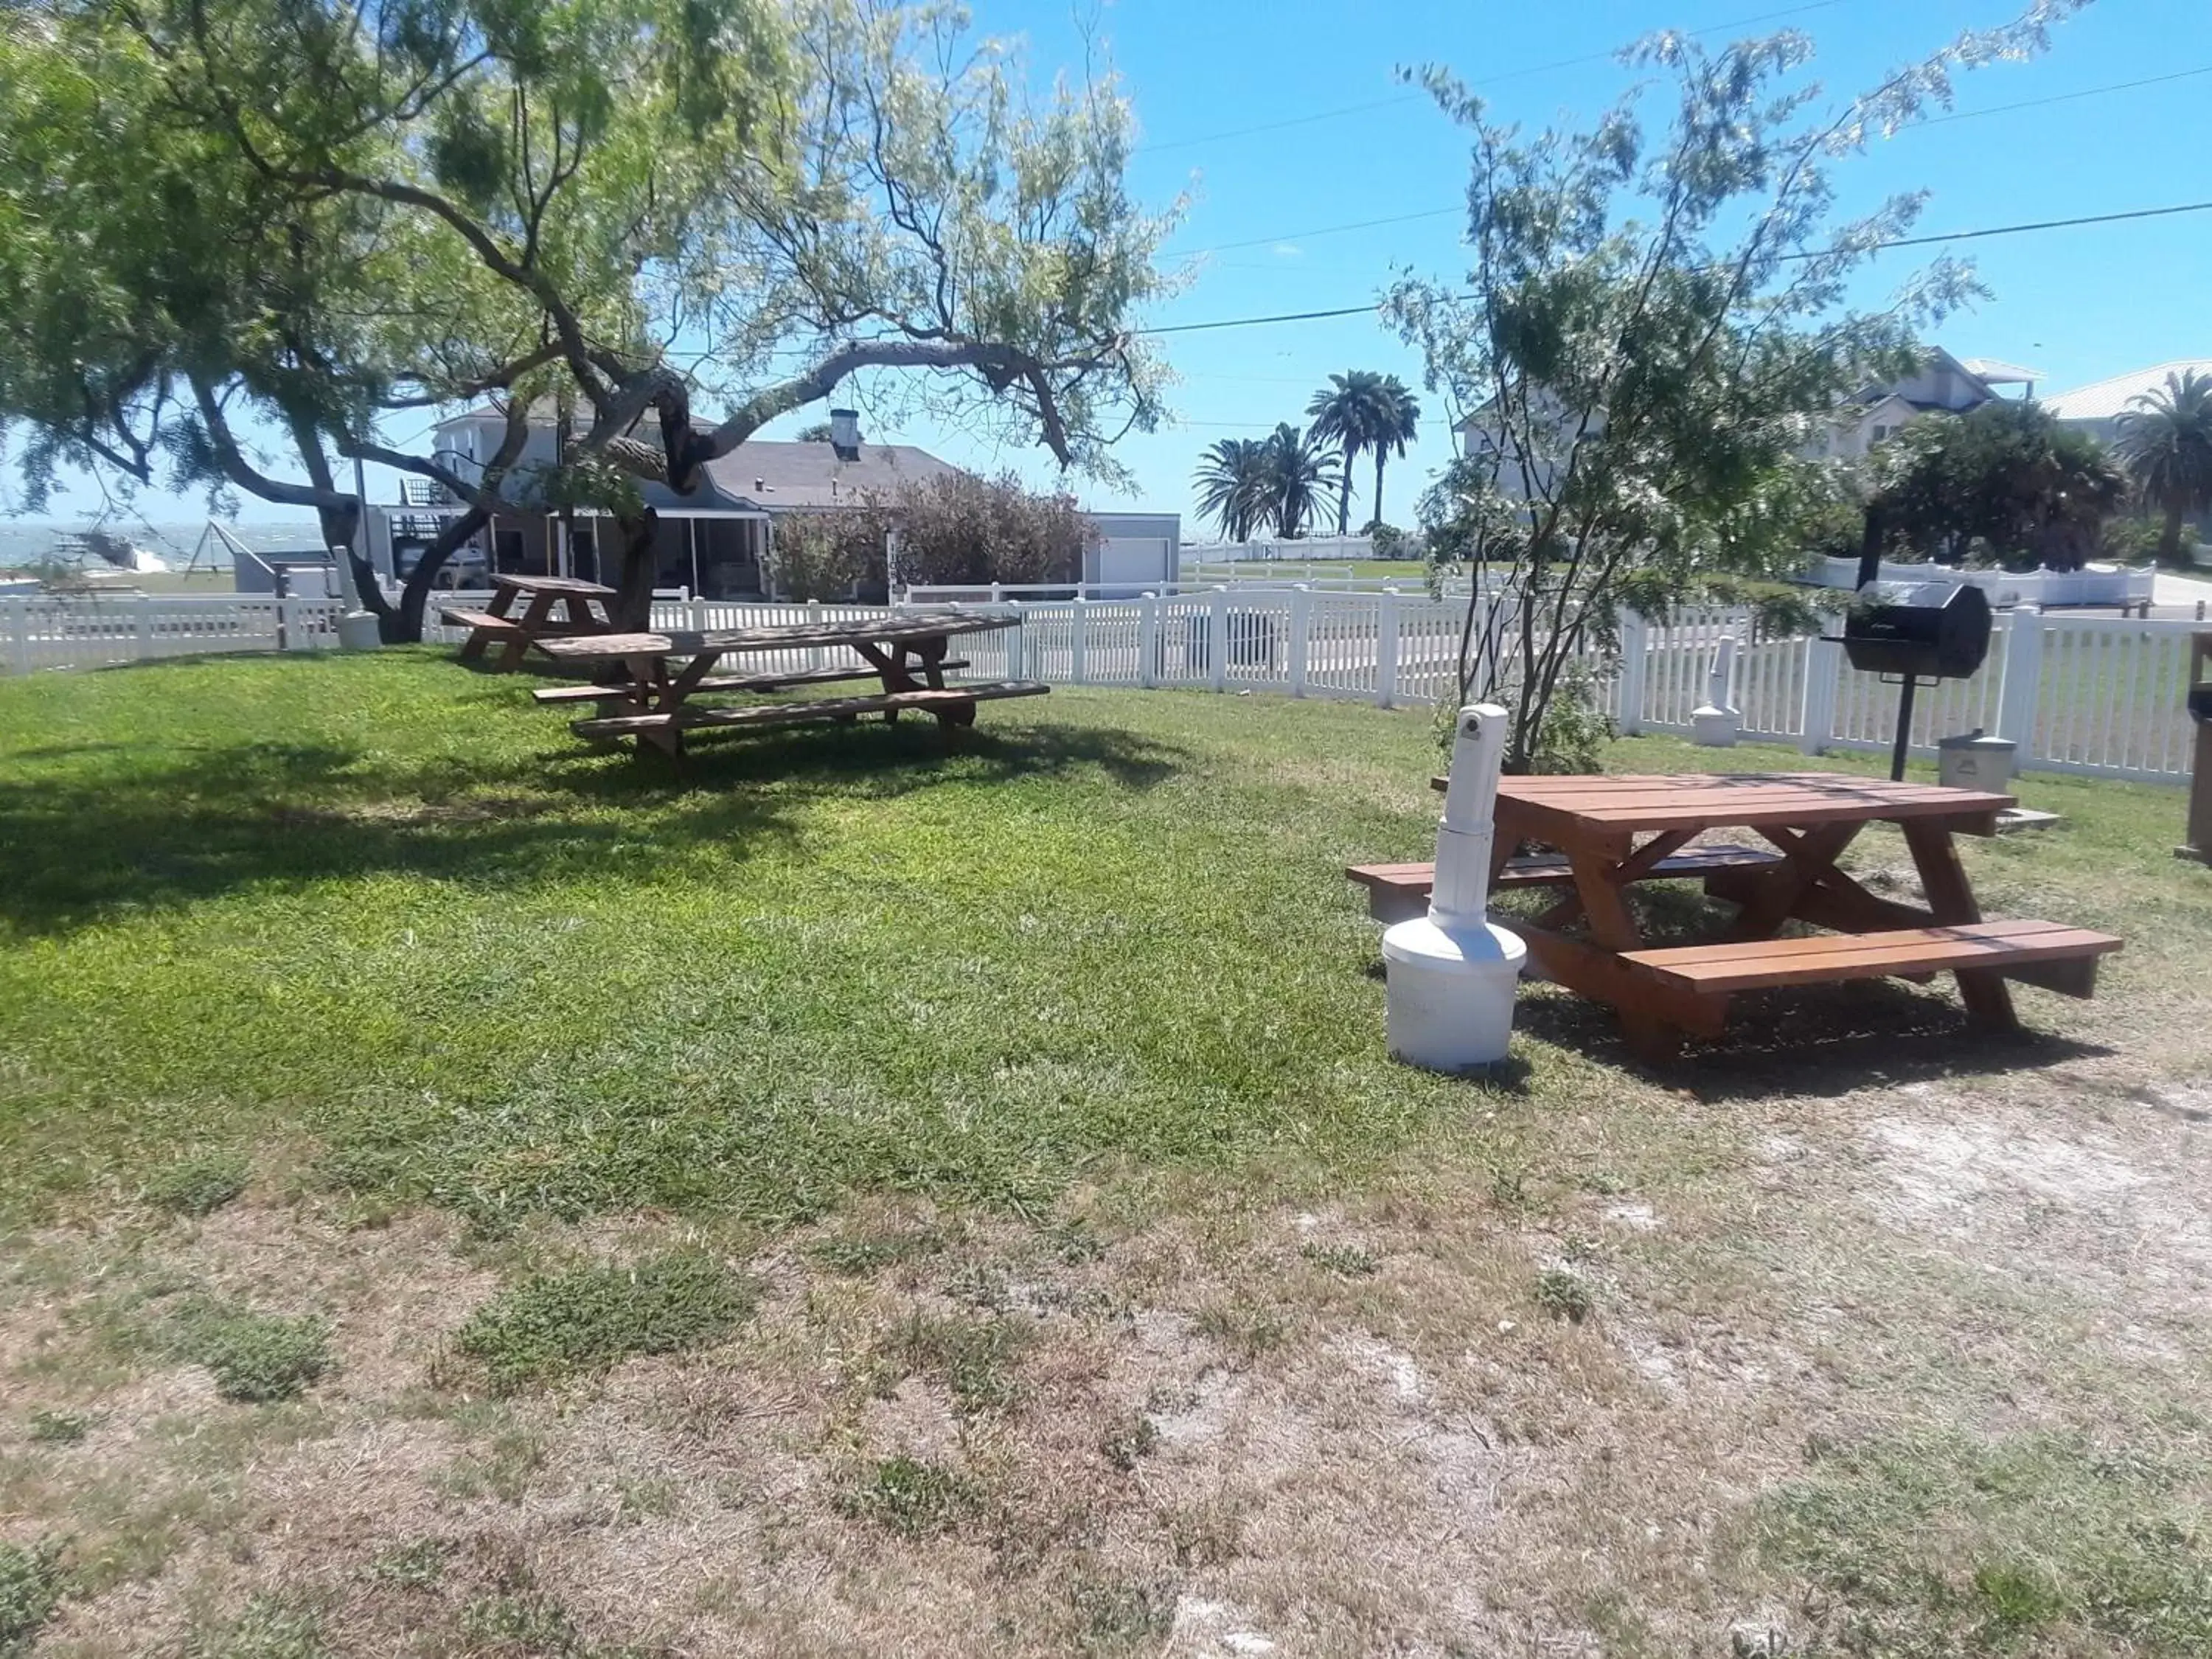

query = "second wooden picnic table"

[
  {"left": 440, "top": 574, "right": 616, "bottom": 671},
  {"left": 532, "top": 611, "right": 1045, "bottom": 756},
  {"left": 1440, "top": 771, "right": 2124, "bottom": 1060}
]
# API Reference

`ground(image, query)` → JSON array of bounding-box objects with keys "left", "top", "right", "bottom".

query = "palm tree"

[
  {"left": 2114, "top": 370, "right": 2212, "bottom": 565},
  {"left": 1261, "top": 422, "right": 1341, "bottom": 540},
  {"left": 1364, "top": 375, "right": 1421, "bottom": 531},
  {"left": 1193, "top": 437, "right": 1273, "bottom": 541},
  {"left": 1307, "top": 370, "right": 1385, "bottom": 535},
  {"left": 1305, "top": 372, "right": 1422, "bottom": 535}
]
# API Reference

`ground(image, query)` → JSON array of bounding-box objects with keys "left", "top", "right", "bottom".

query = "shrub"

[
  {"left": 886, "top": 471, "right": 1098, "bottom": 589},
  {"left": 455, "top": 1252, "right": 754, "bottom": 1393},
  {"left": 765, "top": 506, "right": 888, "bottom": 601}
]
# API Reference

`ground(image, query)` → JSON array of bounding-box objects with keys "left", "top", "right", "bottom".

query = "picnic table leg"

[
  {"left": 1725, "top": 821, "right": 1865, "bottom": 942},
  {"left": 498, "top": 591, "right": 556, "bottom": 672},
  {"left": 456, "top": 584, "right": 512, "bottom": 663},
  {"left": 1901, "top": 818, "right": 2019, "bottom": 1031},
  {"left": 1566, "top": 840, "right": 1681, "bottom": 1062}
]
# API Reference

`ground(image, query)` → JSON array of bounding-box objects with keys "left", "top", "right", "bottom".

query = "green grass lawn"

[{"left": 2, "top": 649, "right": 2211, "bottom": 1657}]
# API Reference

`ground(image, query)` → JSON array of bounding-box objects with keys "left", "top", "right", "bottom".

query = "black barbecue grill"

[{"left": 1834, "top": 544, "right": 1997, "bottom": 779}]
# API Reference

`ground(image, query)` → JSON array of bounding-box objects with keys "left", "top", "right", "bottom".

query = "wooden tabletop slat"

[
  {"left": 489, "top": 574, "right": 618, "bottom": 596},
  {"left": 1428, "top": 770, "right": 2017, "bottom": 831},
  {"left": 537, "top": 613, "right": 1018, "bottom": 661}
]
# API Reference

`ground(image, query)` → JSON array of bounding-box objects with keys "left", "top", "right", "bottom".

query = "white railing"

[
  {"left": 1, "top": 593, "right": 344, "bottom": 672},
  {"left": 6, "top": 591, "right": 2201, "bottom": 786}
]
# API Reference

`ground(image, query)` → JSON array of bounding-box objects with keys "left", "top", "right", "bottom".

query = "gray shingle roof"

[{"left": 698, "top": 442, "right": 965, "bottom": 510}]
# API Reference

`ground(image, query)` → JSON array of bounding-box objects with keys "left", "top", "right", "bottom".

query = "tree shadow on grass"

[
  {"left": 1514, "top": 977, "right": 2110, "bottom": 1101},
  {"left": 0, "top": 717, "right": 1192, "bottom": 936}
]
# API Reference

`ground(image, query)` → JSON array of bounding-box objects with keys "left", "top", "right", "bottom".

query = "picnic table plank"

[
  {"left": 1431, "top": 771, "right": 2014, "bottom": 836},
  {"left": 535, "top": 612, "right": 1035, "bottom": 757}
]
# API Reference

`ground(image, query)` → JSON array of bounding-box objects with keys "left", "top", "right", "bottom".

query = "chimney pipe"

[{"left": 830, "top": 408, "right": 861, "bottom": 461}]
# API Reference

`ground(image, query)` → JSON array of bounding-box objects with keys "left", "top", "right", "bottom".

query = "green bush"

[
  {"left": 765, "top": 507, "right": 887, "bottom": 601},
  {"left": 456, "top": 1252, "right": 755, "bottom": 1393}
]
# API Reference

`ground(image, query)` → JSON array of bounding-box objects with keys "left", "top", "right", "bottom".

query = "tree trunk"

[
  {"left": 1335, "top": 472, "right": 1351, "bottom": 537},
  {"left": 373, "top": 509, "right": 492, "bottom": 644},
  {"left": 2160, "top": 500, "right": 2185, "bottom": 566},
  {"left": 612, "top": 507, "right": 660, "bottom": 632},
  {"left": 1373, "top": 452, "right": 1387, "bottom": 534}
]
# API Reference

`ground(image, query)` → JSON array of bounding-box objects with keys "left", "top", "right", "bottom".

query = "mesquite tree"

[
  {"left": 1387, "top": 4, "right": 2083, "bottom": 773},
  {"left": 0, "top": 0, "right": 1175, "bottom": 638}
]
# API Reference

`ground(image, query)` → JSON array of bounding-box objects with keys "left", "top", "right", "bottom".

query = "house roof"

[
  {"left": 2042, "top": 359, "right": 2212, "bottom": 424},
  {"left": 1959, "top": 356, "right": 2045, "bottom": 386},
  {"left": 698, "top": 442, "right": 964, "bottom": 510}
]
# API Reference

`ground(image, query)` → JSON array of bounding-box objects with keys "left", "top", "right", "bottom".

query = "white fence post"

[
  {"left": 689, "top": 597, "right": 709, "bottom": 630},
  {"left": 1005, "top": 602, "right": 1026, "bottom": 680},
  {"left": 1139, "top": 596, "right": 1159, "bottom": 689},
  {"left": 1071, "top": 599, "right": 1089, "bottom": 686},
  {"left": 1995, "top": 605, "right": 2044, "bottom": 762},
  {"left": 133, "top": 595, "right": 154, "bottom": 658},
  {"left": 1616, "top": 610, "right": 1648, "bottom": 734},
  {"left": 1209, "top": 588, "right": 1228, "bottom": 693},
  {"left": 1289, "top": 588, "right": 1312, "bottom": 698},
  {"left": 1800, "top": 636, "right": 1841, "bottom": 756},
  {"left": 1375, "top": 591, "right": 1400, "bottom": 709},
  {"left": 4, "top": 598, "right": 27, "bottom": 675},
  {"left": 807, "top": 599, "right": 826, "bottom": 671}
]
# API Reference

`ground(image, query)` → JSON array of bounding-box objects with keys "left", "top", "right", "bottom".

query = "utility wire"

[
  {"left": 1133, "top": 0, "right": 1848, "bottom": 157},
  {"left": 1167, "top": 60, "right": 2212, "bottom": 262},
  {"left": 1134, "top": 198, "right": 2212, "bottom": 336}
]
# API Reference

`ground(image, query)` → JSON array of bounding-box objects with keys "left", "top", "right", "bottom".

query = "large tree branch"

[
  {"left": 693, "top": 338, "right": 1088, "bottom": 470},
  {"left": 189, "top": 380, "right": 355, "bottom": 512}
]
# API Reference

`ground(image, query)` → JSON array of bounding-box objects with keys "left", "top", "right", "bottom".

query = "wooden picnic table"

[
  {"left": 532, "top": 612, "right": 1046, "bottom": 756},
  {"left": 1439, "top": 771, "right": 2123, "bottom": 1060},
  {"left": 441, "top": 574, "right": 616, "bottom": 671}
]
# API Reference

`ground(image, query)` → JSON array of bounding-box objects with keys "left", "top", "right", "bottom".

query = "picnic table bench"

[
  {"left": 532, "top": 612, "right": 1044, "bottom": 757},
  {"left": 441, "top": 574, "right": 616, "bottom": 671},
  {"left": 1363, "top": 771, "right": 2123, "bottom": 1060}
]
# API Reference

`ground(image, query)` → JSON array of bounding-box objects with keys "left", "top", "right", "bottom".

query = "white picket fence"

[{"left": 4, "top": 590, "right": 2202, "bottom": 786}]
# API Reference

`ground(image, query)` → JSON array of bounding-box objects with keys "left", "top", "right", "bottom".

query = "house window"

[{"left": 1870, "top": 424, "right": 1891, "bottom": 442}]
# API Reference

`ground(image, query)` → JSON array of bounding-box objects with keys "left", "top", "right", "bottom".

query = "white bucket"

[{"left": 1381, "top": 914, "right": 1528, "bottom": 1072}]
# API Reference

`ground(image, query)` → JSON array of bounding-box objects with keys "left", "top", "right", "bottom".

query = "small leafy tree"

[
  {"left": 766, "top": 507, "right": 889, "bottom": 601},
  {"left": 1866, "top": 401, "right": 2122, "bottom": 571},
  {"left": 886, "top": 473, "right": 1098, "bottom": 589},
  {"left": 1387, "top": 5, "right": 2083, "bottom": 773}
]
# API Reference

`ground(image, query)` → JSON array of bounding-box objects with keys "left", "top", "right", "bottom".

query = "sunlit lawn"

[{"left": 1, "top": 649, "right": 2210, "bottom": 1656}]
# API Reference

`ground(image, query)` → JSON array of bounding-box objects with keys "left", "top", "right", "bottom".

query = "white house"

[
  {"left": 2042, "top": 358, "right": 2212, "bottom": 445},
  {"left": 358, "top": 406, "right": 1178, "bottom": 597},
  {"left": 1450, "top": 347, "right": 2033, "bottom": 483}
]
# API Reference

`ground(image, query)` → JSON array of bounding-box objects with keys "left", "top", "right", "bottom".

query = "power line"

[
  {"left": 1911, "top": 62, "right": 2212, "bottom": 128},
  {"left": 1135, "top": 198, "right": 2212, "bottom": 336},
  {"left": 1161, "top": 58, "right": 2211, "bottom": 261},
  {"left": 1133, "top": 0, "right": 1847, "bottom": 158},
  {"left": 1180, "top": 208, "right": 1463, "bottom": 260}
]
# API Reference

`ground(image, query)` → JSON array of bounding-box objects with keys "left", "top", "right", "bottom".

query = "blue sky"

[{"left": 15, "top": 0, "right": 2212, "bottom": 538}]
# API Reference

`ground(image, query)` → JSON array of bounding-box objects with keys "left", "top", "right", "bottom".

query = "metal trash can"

[{"left": 1937, "top": 728, "right": 2016, "bottom": 791}]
